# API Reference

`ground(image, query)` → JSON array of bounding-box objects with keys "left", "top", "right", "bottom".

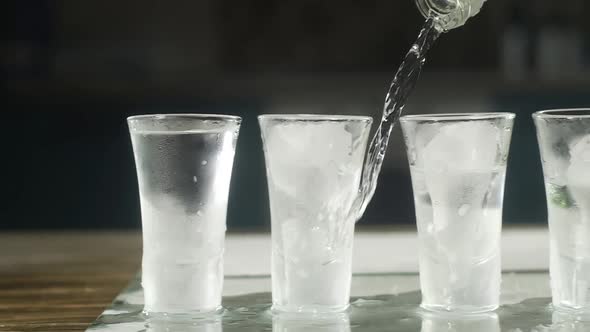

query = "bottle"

[{"left": 415, "top": 0, "right": 487, "bottom": 31}]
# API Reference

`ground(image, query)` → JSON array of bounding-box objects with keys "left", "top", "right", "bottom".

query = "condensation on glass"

[
  {"left": 259, "top": 114, "right": 372, "bottom": 313},
  {"left": 534, "top": 109, "right": 590, "bottom": 311},
  {"left": 128, "top": 114, "right": 241, "bottom": 316},
  {"left": 401, "top": 112, "right": 514, "bottom": 313}
]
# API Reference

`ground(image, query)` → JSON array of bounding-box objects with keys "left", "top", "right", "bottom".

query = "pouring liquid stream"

[{"left": 354, "top": 18, "right": 442, "bottom": 219}]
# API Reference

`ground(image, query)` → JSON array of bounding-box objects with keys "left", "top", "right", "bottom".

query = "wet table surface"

[
  {"left": 90, "top": 272, "right": 579, "bottom": 332},
  {"left": 0, "top": 229, "right": 552, "bottom": 332}
]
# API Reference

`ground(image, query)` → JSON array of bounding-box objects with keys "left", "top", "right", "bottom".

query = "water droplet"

[
  {"left": 322, "top": 259, "right": 337, "bottom": 266},
  {"left": 201, "top": 160, "right": 208, "bottom": 166},
  {"left": 197, "top": 210, "right": 203, "bottom": 217},
  {"left": 192, "top": 176, "right": 198, "bottom": 183},
  {"left": 458, "top": 204, "right": 470, "bottom": 216}
]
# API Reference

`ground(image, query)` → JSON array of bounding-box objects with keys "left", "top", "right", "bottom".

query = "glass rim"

[
  {"left": 399, "top": 112, "right": 515, "bottom": 122},
  {"left": 127, "top": 113, "right": 242, "bottom": 123},
  {"left": 533, "top": 108, "right": 590, "bottom": 119},
  {"left": 258, "top": 114, "right": 372, "bottom": 123}
]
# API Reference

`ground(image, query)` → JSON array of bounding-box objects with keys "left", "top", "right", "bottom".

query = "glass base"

[
  {"left": 553, "top": 302, "right": 590, "bottom": 314},
  {"left": 271, "top": 303, "right": 350, "bottom": 315},
  {"left": 142, "top": 306, "right": 223, "bottom": 321},
  {"left": 420, "top": 303, "right": 498, "bottom": 314}
]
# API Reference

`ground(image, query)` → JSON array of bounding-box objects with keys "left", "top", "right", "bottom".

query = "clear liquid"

[
  {"left": 355, "top": 18, "right": 441, "bottom": 218},
  {"left": 410, "top": 166, "right": 504, "bottom": 312},
  {"left": 130, "top": 130, "right": 238, "bottom": 314},
  {"left": 264, "top": 16, "right": 444, "bottom": 312}
]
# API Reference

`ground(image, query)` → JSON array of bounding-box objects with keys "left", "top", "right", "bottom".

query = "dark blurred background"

[{"left": 2, "top": 0, "right": 590, "bottom": 230}]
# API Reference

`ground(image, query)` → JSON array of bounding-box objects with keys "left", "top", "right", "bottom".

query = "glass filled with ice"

[
  {"left": 534, "top": 109, "right": 590, "bottom": 311},
  {"left": 400, "top": 113, "right": 514, "bottom": 313},
  {"left": 259, "top": 114, "right": 372, "bottom": 313},
  {"left": 128, "top": 114, "right": 241, "bottom": 316}
]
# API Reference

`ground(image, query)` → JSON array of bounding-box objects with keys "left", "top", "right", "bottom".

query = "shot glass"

[
  {"left": 534, "top": 109, "right": 590, "bottom": 311},
  {"left": 258, "top": 114, "right": 373, "bottom": 313},
  {"left": 128, "top": 114, "right": 241, "bottom": 316},
  {"left": 400, "top": 113, "right": 515, "bottom": 313}
]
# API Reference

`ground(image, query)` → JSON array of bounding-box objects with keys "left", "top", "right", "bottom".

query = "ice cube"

[
  {"left": 568, "top": 134, "right": 590, "bottom": 187},
  {"left": 418, "top": 122, "right": 499, "bottom": 259},
  {"left": 420, "top": 122, "right": 498, "bottom": 171},
  {"left": 265, "top": 122, "right": 355, "bottom": 200},
  {"left": 418, "top": 122, "right": 501, "bottom": 264},
  {"left": 266, "top": 122, "right": 351, "bottom": 167},
  {"left": 570, "top": 134, "right": 590, "bottom": 162},
  {"left": 567, "top": 134, "right": 590, "bottom": 253},
  {"left": 567, "top": 134, "right": 590, "bottom": 203},
  {"left": 281, "top": 218, "right": 335, "bottom": 263}
]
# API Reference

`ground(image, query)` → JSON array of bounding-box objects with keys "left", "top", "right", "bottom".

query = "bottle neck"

[{"left": 416, "top": 0, "right": 485, "bottom": 31}]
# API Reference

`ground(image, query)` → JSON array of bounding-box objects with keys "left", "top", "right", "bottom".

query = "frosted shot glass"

[
  {"left": 400, "top": 113, "right": 514, "bottom": 313},
  {"left": 259, "top": 114, "right": 372, "bottom": 313},
  {"left": 128, "top": 114, "right": 241, "bottom": 316},
  {"left": 534, "top": 109, "right": 590, "bottom": 311}
]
